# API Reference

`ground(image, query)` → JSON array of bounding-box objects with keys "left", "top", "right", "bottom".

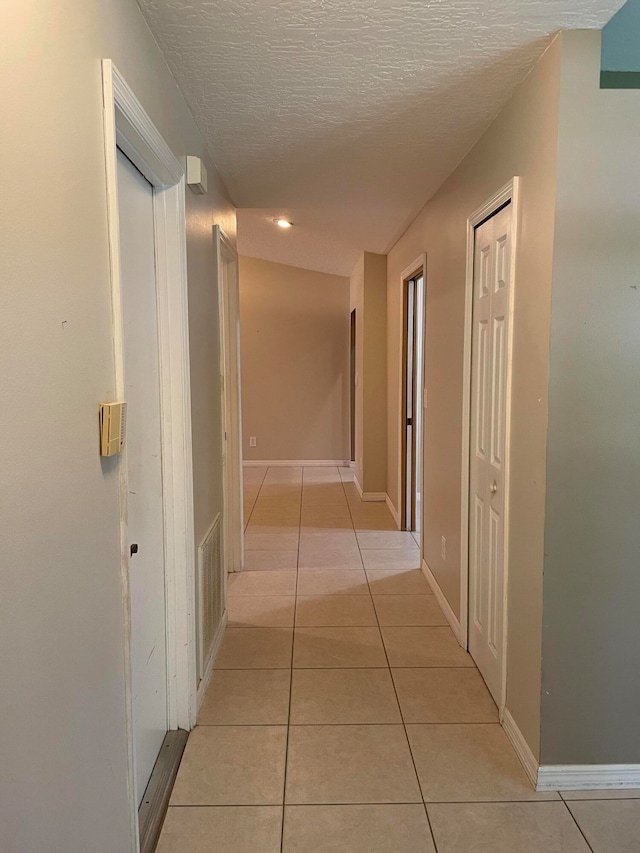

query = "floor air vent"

[{"left": 198, "top": 513, "right": 223, "bottom": 681}]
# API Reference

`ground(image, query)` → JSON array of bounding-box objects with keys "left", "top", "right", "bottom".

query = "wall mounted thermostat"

[{"left": 99, "top": 402, "right": 127, "bottom": 457}]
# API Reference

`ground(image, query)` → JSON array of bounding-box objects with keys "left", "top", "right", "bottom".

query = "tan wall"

[
  {"left": 240, "top": 257, "right": 350, "bottom": 462},
  {"left": 350, "top": 252, "right": 388, "bottom": 494},
  {"left": 350, "top": 255, "right": 366, "bottom": 484},
  {"left": 0, "top": 1, "right": 234, "bottom": 849},
  {"left": 541, "top": 31, "right": 640, "bottom": 764},
  {"left": 386, "top": 36, "right": 563, "bottom": 757}
]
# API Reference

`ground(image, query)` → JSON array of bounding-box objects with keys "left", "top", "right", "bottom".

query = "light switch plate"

[{"left": 99, "top": 402, "right": 127, "bottom": 457}]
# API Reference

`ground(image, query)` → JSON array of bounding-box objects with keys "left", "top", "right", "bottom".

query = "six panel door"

[{"left": 468, "top": 203, "right": 512, "bottom": 706}]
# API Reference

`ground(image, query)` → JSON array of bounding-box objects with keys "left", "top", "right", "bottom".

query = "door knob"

[{"left": 490, "top": 481, "right": 498, "bottom": 495}]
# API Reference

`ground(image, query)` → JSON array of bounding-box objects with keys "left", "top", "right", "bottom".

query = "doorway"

[
  {"left": 464, "top": 183, "right": 517, "bottom": 711},
  {"left": 216, "top": 225, "right": 244, "bottom": 579},
  {"left": 117, "top": 149, "right": 167, "bottom": 805},
  {"left": 401, "top": 266, "right": 425, "bottom": 539},
  {"left": 103, "top": 60, "right": 197, "bottom": 849},
  {"left": 350, "top": 309, "right": 356, "bottom": 464}
]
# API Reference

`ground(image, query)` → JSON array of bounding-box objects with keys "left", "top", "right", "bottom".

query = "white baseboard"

[
  {"left": 385, "top": 494, "right": 401, "bottom": 529},
  {"left": 502, "top": 707, "right": 539, "bottom": 788},
  {"left": 243, "top": 459, "right": 348, "bottom": 467},
  {"left": 500, "top": 708, "right": 640, "bottom": 793},
  {"left": 537, "top": 763, "right": 640, "bottom": 792},
  {"left": 196, "top": 610, "right": 228, "bottom": 713},
  {"left": 353, "top": 474, "right": 386, "bottom": 502},
  {"left": 421, "top": 559, "right": 461, "bottom": 643}
]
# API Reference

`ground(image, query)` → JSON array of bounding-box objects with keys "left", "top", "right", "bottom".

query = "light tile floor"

[{"left": 158, "top": 466, "right": 640, "bottom": 852}]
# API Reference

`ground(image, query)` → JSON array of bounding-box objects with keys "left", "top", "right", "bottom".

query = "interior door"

[
  {"left": 350, "top": 310, "right": 356, "bottom": 464},
  {"left": 403, "top": 273, "right": 425, "bottom": 535},
  {"left": 117, "top": 149, "right": 168, "bottom": 805},
  {"left": 413, "top": 274, "right": 424, "bottom": 540},
  {"left": 468, "top": 202, "right": 512, "bottom": 706},
  {"left": 404, "top": 279, "right": 416, "bottom": 529},
  {"left": 216, "top": 226, "right": 244, "bottom": 576}
]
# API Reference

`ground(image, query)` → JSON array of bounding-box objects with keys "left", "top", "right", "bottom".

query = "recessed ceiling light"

[{"left": 275, "top": 218, "right": 293, "bottom": 228}]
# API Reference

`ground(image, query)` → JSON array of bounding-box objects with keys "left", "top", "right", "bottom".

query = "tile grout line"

[
  {"left": 342, "top": 474, "right": 440, "bottom": 853},
  {"left": 243, "top": 465, "right": 269, "bottom": 531},
  {"left": 196, "top": 721, "right": 504, "bottom": 727},
  {"left": 342, "top": 472, "right": 438, "bottom": 853},
  {"left": 562, "top": 799, "right": 596, "bottom": 853},
  {"left": 278, "top": 464, "right": 303, "bottom": 853},
  {"left": 169, "top": 798, "right": 582, "bottom": 809}
]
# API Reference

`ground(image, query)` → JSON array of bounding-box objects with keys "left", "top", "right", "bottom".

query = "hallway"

[{"left": 156, "top": 466, "right": 637, "bottom": 852}]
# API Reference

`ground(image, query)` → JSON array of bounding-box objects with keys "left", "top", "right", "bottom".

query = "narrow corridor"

[{"left": 157, "top": 467, "right": 639, "bottom": 852}]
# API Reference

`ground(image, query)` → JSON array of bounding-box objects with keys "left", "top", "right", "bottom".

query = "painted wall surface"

[
  {"left": 601, "top": 0, "right": 640, "bottom": 71},
  {"left": 541, "top": 30, "right": 640, "bottom": 765},
  {"left": 362, "top": 253, "right": 388, "bottom": 495},
  {"left": 239, "top": 256, "right": 350, "bottom": 462},
  {"left": 386, "top": 36, "right": 563, "bottom": 757},
  {"left": 0, "top": 1, "right": 234, "bottom": 850},
  {"left": 350, "top": 252, "right": 388, "bottom": 494},
  {"left": 350, "top": 255, "right": 366, "bottom": 486}
]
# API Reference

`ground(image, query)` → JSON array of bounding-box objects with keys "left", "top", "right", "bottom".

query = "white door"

[
  {"left": 468, "top": 203, "right": 512, "bottom": 705},
  {"left": 117, "top": 150, "right": 168, "bottom": 804},
  {"left": 216, "top": 227, "right": 244, "bottom": 576}
]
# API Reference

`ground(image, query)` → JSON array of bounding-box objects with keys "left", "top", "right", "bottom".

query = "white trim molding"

[
  {"left": 460, "top": 177, "right": 520, "bottom": 712},
  {"left": 353, "top": 475, "right": 386, "bottom": 502},
  {"left": 243, "top": 459, "right": 349, "bottom": 468},
  {"left": 398, "top": 254, "right": 428, "bottom": 529},
  {"left": 421, "top": 560, "right": 461, "bottom": 643},
  {"left": 537, "top": 764, "right": 640, "bottom": 793},
  {"left": 102, "top": 59, "right": 196, "bottom": 850},
  {"left": 502, "top": 708, "right": 539, "bottom": 788},
  {"left": 385, "top": 495, "right": 401, "bottom": 529},
  {"left": 501, "top": 707, "right": 640, "bottom": 793}
]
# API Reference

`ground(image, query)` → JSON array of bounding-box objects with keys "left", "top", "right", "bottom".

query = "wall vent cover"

[{"left": 197, "top": 513, "right": 223, "bottom": 681}]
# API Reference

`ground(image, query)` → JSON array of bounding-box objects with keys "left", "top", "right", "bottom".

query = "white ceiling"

[{"left": 138, "top": 0, "right": 622, "bottom": 276}]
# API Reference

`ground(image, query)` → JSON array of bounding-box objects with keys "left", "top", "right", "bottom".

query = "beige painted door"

[{"left": 468, "top": 203, "right": 512, "bottom": 705}]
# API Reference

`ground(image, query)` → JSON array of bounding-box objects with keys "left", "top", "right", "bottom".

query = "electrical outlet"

[
  {"left": 249, "top": 436, "right": 257, "bottom": 447},
  {"left": 441, "top": 536, "right": 446, "bottom": 561}
]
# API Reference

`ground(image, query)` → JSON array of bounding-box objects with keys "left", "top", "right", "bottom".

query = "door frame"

[
  {"left": 460, "top": 177, "right": 520, "bottom": 715},
  {"left": 399, "top": 255, "right": 427, "bottom": 535},
  {"left": 350, "top": 309, "right": 356, "bottom": 465},
  {"left": 102, "top": 60, "right": 197, "bottom": 847},
  {"left": 215, "top": 225, "right": 244, "bottom": 574}
]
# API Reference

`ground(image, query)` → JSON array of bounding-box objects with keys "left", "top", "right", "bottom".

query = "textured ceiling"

[{"left": 138, "top": 0, "right": 623, "bottom": 275}]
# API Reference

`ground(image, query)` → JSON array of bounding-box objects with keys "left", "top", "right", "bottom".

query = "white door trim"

[
  {"left": 215, "top": 225, "right": 244, "bottom": 574},
  {"left": 398, "top": 255, "right": 427, "bottom": 533},
  {"left": 460, "top": 178, "right": 520, "bottom": 715},
  {"left": 102, "top": 60, "right": 196, "bottom": 850}
]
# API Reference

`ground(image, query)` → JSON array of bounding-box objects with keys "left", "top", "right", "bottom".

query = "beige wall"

[
  {"left": 350, "top": 255, "right": 366, "bottom": 482},
  {"left": 350, "top": 252, "right": 388, "bottom": 494},
  {"left": 0, "top": 1, "right": 234, "bottom": 849},
  {"left": 386, "top": 36, "right": 563, "bottom": 757},
  {"left": 541, "top": 31, "right": 640, "bottom": 765},
  {"left": 239, "top": 256, "right": 350, "bottom": 462}
]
